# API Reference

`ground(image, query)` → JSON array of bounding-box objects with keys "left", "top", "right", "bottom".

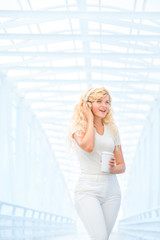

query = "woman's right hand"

[
  {"left": 73, "top": 102, "right": 95, "bottom": 153},
  {"left": 83, "top": 102, "right": 94, "bottom": 122}
]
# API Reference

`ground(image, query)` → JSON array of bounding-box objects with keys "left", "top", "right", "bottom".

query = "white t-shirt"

[{"left": 73, "top": 124, "right": 121, "bottom": 175}]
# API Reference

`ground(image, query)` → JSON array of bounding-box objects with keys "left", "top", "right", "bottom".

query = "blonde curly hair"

[{"left": 68, "top": 86, "right": 120, "bottom": 151}]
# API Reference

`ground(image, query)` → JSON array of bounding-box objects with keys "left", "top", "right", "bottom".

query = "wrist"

[
  {"left": 109, "top": 166, "right": 117, "bottom": 174},
  {"left": 110, "top": 165, "right": 125, "bottom": 174},
  {"left": 87, "top": 117, "right": 94, "bottom": 123}
]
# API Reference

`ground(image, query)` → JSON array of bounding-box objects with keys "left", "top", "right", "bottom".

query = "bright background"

[{"left": 0, "top": 0, "right": 160, "bottom": 239}]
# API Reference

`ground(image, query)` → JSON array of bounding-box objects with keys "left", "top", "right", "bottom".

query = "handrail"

[
  {"left": 119, "top": 207, "right": 160, "bottom": 223},
  {"left": 0, "top": 201, "right": 76, "bottom": 239},
  {"left": 118, "top": 207, "right": 160, "bottom": 240}
]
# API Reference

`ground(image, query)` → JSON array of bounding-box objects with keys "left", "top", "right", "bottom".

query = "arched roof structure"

[{"left": 0, "top": 0, "right": 160, "bottom": 196}]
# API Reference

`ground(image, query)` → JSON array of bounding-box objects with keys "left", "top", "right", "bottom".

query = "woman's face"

[{"left": 91, "top": 95, "right": 110, "bottom": 119}]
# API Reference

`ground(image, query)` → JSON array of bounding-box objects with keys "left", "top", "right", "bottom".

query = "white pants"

[{"left": 74, "top": 173, "right": 121, "bottom": 240}]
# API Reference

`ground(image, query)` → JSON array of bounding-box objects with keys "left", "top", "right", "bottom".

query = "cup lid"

[{"left": 101, "top": 151, "right": 114, "bottom": 155}]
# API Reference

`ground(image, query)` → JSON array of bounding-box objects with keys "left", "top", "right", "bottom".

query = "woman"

[{"left": 69, "top": 87, "right": 125, "bottom": 240}]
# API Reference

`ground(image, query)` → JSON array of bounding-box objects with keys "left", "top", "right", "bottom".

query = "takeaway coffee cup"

[{"left": 101, "top": 152, "right": 114, "bottom": 173}]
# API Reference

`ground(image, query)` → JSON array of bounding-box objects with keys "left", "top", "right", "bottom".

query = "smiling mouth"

[{"left": 99, "top": 109, "right": 106, "bottom": 113}]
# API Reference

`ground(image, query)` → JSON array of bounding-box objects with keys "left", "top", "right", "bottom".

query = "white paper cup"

[{"left": 101, "top": 152, "right": 114, "bottom": 173}]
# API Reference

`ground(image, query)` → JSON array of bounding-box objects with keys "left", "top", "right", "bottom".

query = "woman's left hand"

[{"left": 109, "top": 156, "right": 116, "bottom": 173}]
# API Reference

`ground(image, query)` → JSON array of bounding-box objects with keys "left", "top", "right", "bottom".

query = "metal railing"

[
  {"left": 0, "top": 201, "right": 76, "bottom": 240},
  {"left": 118, "top": 207, "right": 160, "bottom": 240}
]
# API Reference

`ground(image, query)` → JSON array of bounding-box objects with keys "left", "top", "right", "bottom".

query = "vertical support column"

[
  {"left": 150, "top": 103, "right": 159, "bottom": 207},
  {"left": 0, "top": 76, "right": 13, "bottom": 202}
]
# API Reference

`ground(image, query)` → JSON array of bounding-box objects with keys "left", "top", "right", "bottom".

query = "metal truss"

[{"left": 0, "top": 0, "right": 160, "bottom": 196}]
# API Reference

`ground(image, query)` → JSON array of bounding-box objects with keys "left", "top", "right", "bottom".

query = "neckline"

[{"left": 94, "top": 124, "right": 105, "bottom": 136}]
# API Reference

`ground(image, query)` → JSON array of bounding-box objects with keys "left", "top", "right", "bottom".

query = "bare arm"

[
  {"left": 109, "top": 145, "right": 126, "bottom": 174},
  {"left": 73, "top": 102, "right": 95, "bottom": 153}
]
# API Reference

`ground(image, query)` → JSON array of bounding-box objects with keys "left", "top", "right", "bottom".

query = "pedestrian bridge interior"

[{"left": 0, "top": 0, "right": 160, "bottom": 239}]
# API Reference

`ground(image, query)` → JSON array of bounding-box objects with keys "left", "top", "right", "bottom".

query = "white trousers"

[{"left": 74, "top": 173, "right": 121, "bottom": 240}]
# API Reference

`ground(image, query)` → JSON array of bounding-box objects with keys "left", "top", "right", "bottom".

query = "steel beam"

[
  {"left": 1, "top": 18, "right": 160, "bottom": 34},
  {"left": 3, "top": 66, "right": 160, "bottom": 72},
  {"left": 0, "top": 11, "right": 160, "bottom": 20},
  {"left": 21, "top": 87, "right": 158, "bottom": 95},
  {"left": 0, "top": 33, "right": 160, "bottom": 41},
  {"left": 0, "top": 52, "right": 160, "bottom": 59},
  {"left": 8, "top": 77, "right": 160, "bottom": 83}
]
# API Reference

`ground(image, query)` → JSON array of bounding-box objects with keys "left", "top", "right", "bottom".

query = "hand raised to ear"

[{"left": 83, "top": 102, "right": 94, "bottom": 122}]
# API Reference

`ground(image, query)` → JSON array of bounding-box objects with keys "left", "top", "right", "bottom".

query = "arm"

[
  {"left": 109, "top": 145, "right": 126, "bottom": 174},
  {"left": 72, "top": 102, "right": 95, "bottom": 153}
]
